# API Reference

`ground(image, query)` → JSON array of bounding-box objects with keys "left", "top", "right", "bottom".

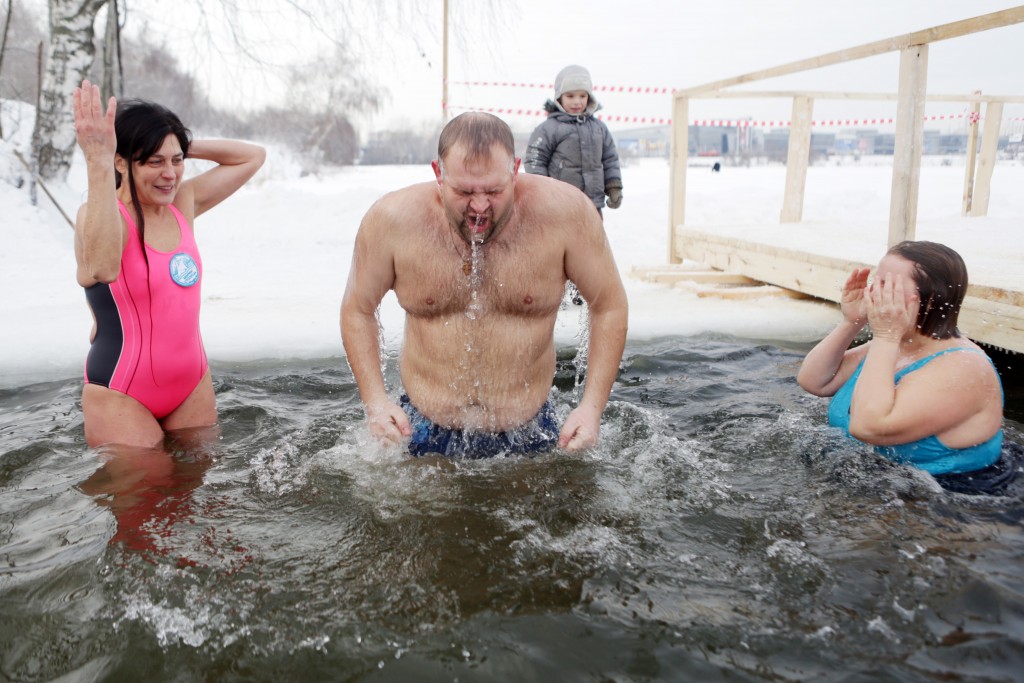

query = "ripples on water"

[{"left": 1, "top": 338, "right": 1022, "bottom": 681}]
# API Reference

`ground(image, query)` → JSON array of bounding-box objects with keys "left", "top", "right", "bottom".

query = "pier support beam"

[
  {"left": 889, "top": 44, "right": 928, "bottom": 245},
  {"left": 781, "top": 96, "right": 813, "bottom": 223},
  {"left": 972, "top": 100, "right": 1003, "bottom": 217},
  {"left": 669, "top": 96, "right": 690, "bottom": 263}
]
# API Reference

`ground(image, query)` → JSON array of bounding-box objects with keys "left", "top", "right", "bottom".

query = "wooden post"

[
  {"left": 780, "top": 96, "right": 813, "bottom": 223},
  {"left": 972, "top": 100, "right": 1003, "bottom": 217},
  {"left": 888, "top": 44, "right": 928, "bottom": 245},
  {"left": 961, "top": 91, "right": 981, "bottom": 215},
  {"left": 668, "top": 96, "right": 689, "bottom": 264}
]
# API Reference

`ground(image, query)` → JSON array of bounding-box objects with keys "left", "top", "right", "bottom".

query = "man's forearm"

[
  {"left": 341, "top": 309, "right": 390, "bottom": 406},
  {"left": 578, "top": 306, "right": 628, "bottom": 413}
]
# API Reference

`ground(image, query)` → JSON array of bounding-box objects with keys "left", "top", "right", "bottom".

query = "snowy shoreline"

[{"left": 3, "top": 107, "right": 1022, "bottom": 388}]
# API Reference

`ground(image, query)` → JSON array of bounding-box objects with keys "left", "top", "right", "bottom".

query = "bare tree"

[
  {"left": 0, "top": 0, "right": 10, "bottom": 139},
  {"left": 100, "top": 0, "right": 123, "bottom": 99},
  {"left": 0, "top": 1, "right": 45, "bottom": 101},
  {"left": 31, "top": 0, "right": 107, "bottom": 181},
  {"left": 111, "top": 38, "right": 208, "bottom": 126},
  {"left": 27, "top": 0, "right": 499, "bottom": 180}
]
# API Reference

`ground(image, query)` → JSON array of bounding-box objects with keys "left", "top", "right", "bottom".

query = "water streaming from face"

[
  {"left": 471, "top": 213, "right": 486, "bottom": 242},
  {"left": 464, "top": 241, "right": 484, "bottom": 321}
]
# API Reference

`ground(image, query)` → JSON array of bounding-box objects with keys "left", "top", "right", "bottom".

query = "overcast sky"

[
  {"left": 22, "top": 0, "right": 1024, "bottom": 135},
  {"left": 369, "top": 0, "right": 1024, "bottom": 134}
]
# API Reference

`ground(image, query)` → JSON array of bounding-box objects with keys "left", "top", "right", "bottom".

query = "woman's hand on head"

[
  {"left": 866, "top": 271, "right": 918, "bottom": 342},
  {"left": 72, "top": 79, "right": 116, "bottom": 163},
  {"left": 840, "top": 267, "right": 871, "bottom": 324}
]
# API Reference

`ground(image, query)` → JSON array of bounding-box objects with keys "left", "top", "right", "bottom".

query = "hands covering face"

[
  {"left": 840, "top": 268, "right": 870, "bottom": 324},
  {"left": 865, "top": 271, "right": 919, "bottom": 342}
]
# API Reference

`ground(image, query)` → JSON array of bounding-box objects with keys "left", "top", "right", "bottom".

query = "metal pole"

[
  {"left": 14, "top": 149, "right": 75, "bottom": 228},
  {"left": 442, "top": 0, "right": 449, "bottom": 126}
]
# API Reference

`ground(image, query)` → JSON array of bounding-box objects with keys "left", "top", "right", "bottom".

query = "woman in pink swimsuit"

[{"left": 72, "top": 79, "right": 265, "bottom": 448}]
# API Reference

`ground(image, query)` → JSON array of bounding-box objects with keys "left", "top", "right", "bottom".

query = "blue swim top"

[{"left": 828, "top": 347, "right": 1003, "bottom": 475}]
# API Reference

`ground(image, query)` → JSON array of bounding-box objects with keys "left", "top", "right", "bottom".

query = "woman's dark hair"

[
  {"left": 114, "top": 99, "right": 191, "bottom": 242},
  {"left": 888, "top": 240, "right": 968, "bottom": 339}
]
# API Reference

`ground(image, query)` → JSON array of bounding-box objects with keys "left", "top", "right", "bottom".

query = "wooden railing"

[{"left": 668, "top": 7, "right": 1024, "bottom": 264}]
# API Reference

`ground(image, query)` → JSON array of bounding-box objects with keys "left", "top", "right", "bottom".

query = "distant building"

[{"left": 607, "top": 123, "right": 1011, "bottom": 163}]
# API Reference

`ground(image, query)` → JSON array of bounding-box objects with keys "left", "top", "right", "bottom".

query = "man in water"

[{"left": 341, "top": 112, "right": 628, "bottom": 457}]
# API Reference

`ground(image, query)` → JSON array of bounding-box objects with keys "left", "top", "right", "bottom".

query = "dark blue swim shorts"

[{"left": 400, "top": 395, "right": 559, "bottom": 458}]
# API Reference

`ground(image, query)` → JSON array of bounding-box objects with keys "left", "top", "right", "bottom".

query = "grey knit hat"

[{"left": 555, "top": 64, "right": 594, "bottom": 99}]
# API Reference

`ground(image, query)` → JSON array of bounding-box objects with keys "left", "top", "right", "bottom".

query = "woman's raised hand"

[
  {"left": 72, "top": 79, "right": 116, "bottom": 163},
  {"left": 840, "top": 267, "right": 871, "bottom": 324}
]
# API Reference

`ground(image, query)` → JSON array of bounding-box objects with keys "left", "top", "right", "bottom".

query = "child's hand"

[{"left": 605, "top": 184, "right": 622, "bottom": 209}]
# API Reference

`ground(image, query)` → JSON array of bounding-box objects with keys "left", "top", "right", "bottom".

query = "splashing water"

[
  {"left": 375, "top": 308, "right": 388, "bottom": 388},
  {"left": 1, "top": 340, "right": 1022, "bottom": 681},
  {"left": 471, "top": 214, "right": 486, "bottom": 242},
  {"left": 465, "top": 240, "right": 484, "bottom": 321},
  {"left": 572, "top": 301, "right": 591, "bottom": 397}
]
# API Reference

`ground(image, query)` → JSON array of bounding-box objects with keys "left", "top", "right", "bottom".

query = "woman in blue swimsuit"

[{"left": 798, "top": 241, "right": 1015, "bottom": 493}]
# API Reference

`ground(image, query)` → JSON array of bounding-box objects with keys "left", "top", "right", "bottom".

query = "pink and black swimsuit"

[{"left": 84, "top": 201, "right": 208, "bottom": 418}]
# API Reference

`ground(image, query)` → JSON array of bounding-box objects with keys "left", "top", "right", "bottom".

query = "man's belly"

[{"left": 400, "top": 317, "right": 557, "bottom": 432}]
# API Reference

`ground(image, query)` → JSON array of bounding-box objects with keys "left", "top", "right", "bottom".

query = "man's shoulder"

[
  {"left": 365, "top": 181, "right": 436, "bottom": 219},
  {"left": 379, "top": 180, "right": 436, "bottom": 203}
]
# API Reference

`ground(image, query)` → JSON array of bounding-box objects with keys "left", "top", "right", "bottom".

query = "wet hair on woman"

[{"left": 888, "top": 240, "right": 968, "bottom": 339}]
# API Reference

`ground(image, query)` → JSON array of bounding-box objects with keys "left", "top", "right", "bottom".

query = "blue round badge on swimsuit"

[{"left": 169, "top": 252, "right": 199, "bottom": 287}]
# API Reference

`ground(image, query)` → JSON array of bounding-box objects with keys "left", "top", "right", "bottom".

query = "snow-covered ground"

[{"left": 3, "top": 100, "right": 1022, "bottom": 388}]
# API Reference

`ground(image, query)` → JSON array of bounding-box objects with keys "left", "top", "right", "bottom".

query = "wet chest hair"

[{"left": 395, "top": 226, "right": 564, "bottom": 317}]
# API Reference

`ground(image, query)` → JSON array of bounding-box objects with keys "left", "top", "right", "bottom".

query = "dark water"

[{"left": 2, "top": 336, "right": 1023, "bottom": 682}]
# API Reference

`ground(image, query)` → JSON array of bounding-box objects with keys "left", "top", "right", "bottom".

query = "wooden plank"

[
  {"left": 676, "top": 7, "right": 1024, "bottom": 97},
  {"left": 678, "top": 230, "right": 867, "bottom": 302},
  {"left": 959, "top": 295, "right": 1024, "bottom": 354},
  {"left": 695, "top": 285, "right": 812, "bottom": 300},
  {"left": 630, "top": 265, "right": 756, "bottom": 285},
  {"left": 674, "top": 229, "right": 1024, "bottom": 353},
  {"left": 962, "top": 92, "right": 982, "bottom": 215},
  {"left": 968, "top": 283, "right": 1024, "bottom": 309},
  {"left": 663, "top": 270, "right": 761, "bottom": 284},
  {"left": 781, "top": 96, "right": 813, "bottom": 223},
  {"left": 669, "top": 97, "right": 689, "bottom": 264},
  {"left": 630, "top": 263, "right": 711, "bottom": 275},
  {"left": 972, "top": 100, "right": 1003, "bottom": 217},
  {"left": 888, "top": 45, "right": 927, "bottom": 245}
]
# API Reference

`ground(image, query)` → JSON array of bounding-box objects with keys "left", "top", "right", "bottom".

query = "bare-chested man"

[{"left": 341, "top": 112, "right": 628, "bottom": 457}]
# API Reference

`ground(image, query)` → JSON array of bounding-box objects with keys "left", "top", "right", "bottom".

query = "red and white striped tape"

[
  {"left": 450, "top": 81, "right": 675, "bottom": 94},
  {"left": 447, "top": 106, "right": 671, "bottom": 125},
  {"left": 449, "top": 82, "right": 1021, "bottom": 127},
  {"left": 449, "top": 107, "right": 1002, "bottom": 128}
]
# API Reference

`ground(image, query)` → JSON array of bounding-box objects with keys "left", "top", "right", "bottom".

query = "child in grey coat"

[{"left": 524, "top": 64, "right": 623, "bottom": 214}]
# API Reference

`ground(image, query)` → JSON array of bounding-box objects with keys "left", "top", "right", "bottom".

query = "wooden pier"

[
  {"left": 639, "top": 230, "right": 1024, "bottom": 353},
  {"left": 661, "top": 8, "right": 1024, "bottom": 353}
]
